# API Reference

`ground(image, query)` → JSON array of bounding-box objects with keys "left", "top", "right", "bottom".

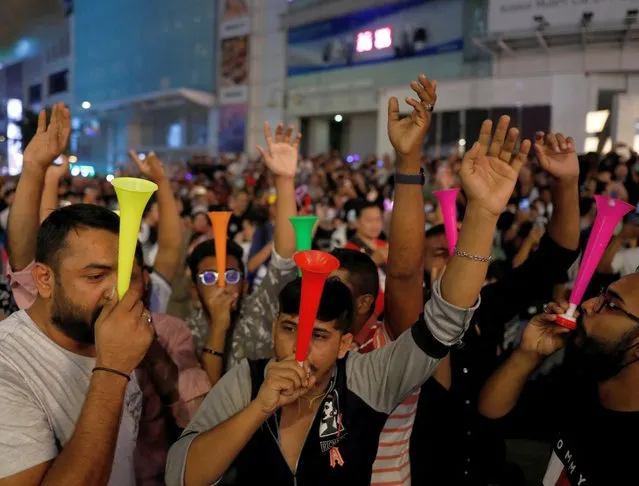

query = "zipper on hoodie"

[{"left": 265, "top": 368, "right": 338, "bottom": 485}]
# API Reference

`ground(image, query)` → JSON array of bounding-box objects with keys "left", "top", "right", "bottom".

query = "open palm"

[
  {"left": 461, "top": 116, "right": 531, "bottom": 217},
  {"left": 387, "top": 74, "right": 437, "bottom": 158},
  {"left": 129, "top": 150, "right": 167, "bottom": 183},
  {"left": 23, "top": 103, "right": 71, "bottom": 170},
  {"left": 534, "top": 132, "right": 579, "bottom": 181},
  {"left": 257, "top": 121, "right": 301, "bottom": 179}
]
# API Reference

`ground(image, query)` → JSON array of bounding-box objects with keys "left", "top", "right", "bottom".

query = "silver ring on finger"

[
  {"left": 423, "top": 103, "right": 435, "bottom": 112},
  {"left": 142, "top": 311, "right": 153, "bottom": 325},
  {"left": 543, "top": 304, "right": 551, "bottom": 314}
]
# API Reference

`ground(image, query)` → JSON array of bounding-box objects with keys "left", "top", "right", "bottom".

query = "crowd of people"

[{"left": 0, "top": 73, "right": 637, "bottom": 486}]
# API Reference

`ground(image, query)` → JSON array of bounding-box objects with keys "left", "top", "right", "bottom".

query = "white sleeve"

[
  {"left": 150, "top": 271, "right": 173, "bottom": 314},
  {"left": 611, "top": 248, "right": 639, "bottom": 276},
  {"left": 0, "top": 362, "right": 58, "bottom": 478}
]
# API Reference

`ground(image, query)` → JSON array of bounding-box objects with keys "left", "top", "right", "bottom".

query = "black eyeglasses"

[
  {"left": 594, "top": 288, "right": 639, "bottom": 324},
  {"left": 198, "top": 270, "right": 243, "bottom": 286}
]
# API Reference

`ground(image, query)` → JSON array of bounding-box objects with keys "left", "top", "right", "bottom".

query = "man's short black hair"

[
  {"left": 188, "top": 239, "right": 245, "bottom": 283},
  {"left": 355, "top": 199, "right": 381, "bottom": 219},
  {"left": 278, "top": 278, "right": 354, "bottom": 333},
  {"left": 36, "top": 204, "right": 119, "bottom": 270},
  {"left": 330, "top": 248, "right": 379, "bottom": 300}
]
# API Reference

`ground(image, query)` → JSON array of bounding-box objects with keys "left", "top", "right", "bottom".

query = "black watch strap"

[{"left": 395, "top": 168, "right": 425, "bottom": 185}]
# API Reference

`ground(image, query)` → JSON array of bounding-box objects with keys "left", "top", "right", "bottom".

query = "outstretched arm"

[
  {"left": 441, "top": 116, "right": 531, "bottom": 309},
  {"left": 534, "top": 132, "right": 580, "bottom": 252},
  {"left": 257, "top": 121, "right": 301, "bottom": 259},
  {"left": 130, "top": 151, "right": 182, "bottom": 282},
  {"left": 8, "top": 104, "right": 70, "bottom": 270},
  {"left": 40, "top": 157, "right": 70, "bottom": 222},
  {"left": 385, "top": 74, "right": 437, "bottom": 338}
]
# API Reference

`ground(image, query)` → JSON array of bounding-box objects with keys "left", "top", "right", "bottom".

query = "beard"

[
  {"left": 51, "top": 282, "right": 103, "bottom": 345},
  {"left": 568, "top": 313, "right": 639, "bottom": 383}
]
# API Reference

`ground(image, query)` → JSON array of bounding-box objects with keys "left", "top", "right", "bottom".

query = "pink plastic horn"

[
  {"left": 556, "top": 195, "right": 634, "bottom": 330},
  {"left": 433, "top": 189, "right": 460, "bottom": 256}
]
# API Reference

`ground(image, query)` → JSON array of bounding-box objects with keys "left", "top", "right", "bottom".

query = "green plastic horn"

[{"left": 289, "top": 215, "right": 318, "bottom": 275}]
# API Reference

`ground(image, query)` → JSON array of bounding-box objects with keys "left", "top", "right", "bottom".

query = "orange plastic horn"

[{"left": 208, "top": 211, "right": 232, "bottom": 287}]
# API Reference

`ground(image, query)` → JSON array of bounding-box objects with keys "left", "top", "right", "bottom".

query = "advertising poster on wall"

[
  {"left": 219, "top": 104, "right": 248, "bottom": 153},
  {"left": 218, "top": 0, "right": 251, "bottom": 152},
  {"left": 220, "top": 35, "right": 249, "bottom": 104},
  {"left": 488, "top": 0, "right": 639, "bottom": 33},
  {"left": 286, "top": 0, "right": 464, "bottom": 77}
]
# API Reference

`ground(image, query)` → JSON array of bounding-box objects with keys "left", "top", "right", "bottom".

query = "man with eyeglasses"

[
  {"left": 478, "top": 272, "right": 639, "bottom": 485},
  {"left": 184, "top": 122, "right": 301, "bottom": 386}
]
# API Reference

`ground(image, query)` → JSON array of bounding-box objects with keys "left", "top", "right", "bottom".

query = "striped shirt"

[{"left": 360, "top": 321, "right": 419, "bottom": 486}]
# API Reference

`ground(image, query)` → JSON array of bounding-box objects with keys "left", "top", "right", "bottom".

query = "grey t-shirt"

[{"left": 0, "top": 310, "right": 143, "bottom": 484}]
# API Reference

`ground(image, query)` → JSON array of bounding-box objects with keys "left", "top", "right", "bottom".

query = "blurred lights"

[
  {"left": 138, "top": 153, "right": 146, "bottom": 160},
  {"left": 71, "top": 166, "right": 80, "bottom": 176},
  {"left": 81, "top": 101, "right": 91, "bottom": 110},
  {"left": 7, "top": 99, "right": 23, "bottom": 120},
  {"left": 586, "top": 110, "right": 609, "bottom": 134},
  {"left": 106, "top": 174, "right": 115, "bottom": 182},
  {"left": 459, "top": 139, "right": 467, "bottom": 147},
  {"left": 68, "top": 155, "right": 78, "bottom": 163},
  {"left": 584, "top": 137, "right": 599, "bottom": 153},
  {"left": 356, "top": 27, "right": 393, "bottom": 53},
  {"left": 374, "top": 27, "right": 392, "bottom": 50},
  {"left": 334, "top": 114, "right": 343, "bottom": 123}
]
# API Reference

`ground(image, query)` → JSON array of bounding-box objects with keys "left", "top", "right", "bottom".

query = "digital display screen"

[{"left": 356, "top": 27, "right": 393, "bottom": 53}]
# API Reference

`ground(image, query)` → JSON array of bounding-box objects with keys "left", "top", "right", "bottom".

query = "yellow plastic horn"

[
  {"left": 112, "top": 177, "right": 158, "bottom": 300},
  {"left": 208, "top": 211, "right": 232, "bottom": 287}
]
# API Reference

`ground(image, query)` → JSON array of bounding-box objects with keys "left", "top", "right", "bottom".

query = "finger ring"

[
  {"left": 143, "top": 311, "right": 152, "bottom": 324},
  {"left": 543, "top": 304, "right": 551, "bottom": 314},
  {"left": 423, "top": 103, "right": 434, "bottom": 112}
]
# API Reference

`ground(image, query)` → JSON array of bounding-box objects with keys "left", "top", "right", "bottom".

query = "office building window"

[
  {"left": 48, "top": 70, "right": 69, "bottom": 95},
  {"left": 29, "top": 84, "right": 42, "bottom": 104}
]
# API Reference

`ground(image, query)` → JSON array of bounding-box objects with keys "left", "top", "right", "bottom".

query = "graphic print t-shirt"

[{"left": 542, "top": 399, "right": 639, "bottom": 485}]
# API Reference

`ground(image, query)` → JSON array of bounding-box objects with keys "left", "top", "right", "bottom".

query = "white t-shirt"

[
  {"left": 611, "top": 247, "right": 639, "bottom": 276},
  {"left": 0, "top": 311, "right": 142, "bottom": 484}
]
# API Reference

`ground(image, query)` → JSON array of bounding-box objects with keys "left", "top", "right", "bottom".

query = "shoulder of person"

[{"left": 0, "top": 310, "right": 34, "bottom": 349}]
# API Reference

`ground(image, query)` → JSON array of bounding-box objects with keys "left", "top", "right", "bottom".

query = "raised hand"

[
  {"left": 22, "top": 103, "right": 71, "bottom": 170},
  {"left": 387, "top": 74, "right": 437, "bottom": 163},
  {"left": 534, "top": 132, "right": 579, "bottom": 182},
  {"left": 129, "top": 150, "right": 167, "bottom": 183},
  {"left": 254, "top": 356, "right": 316, "bottom": 415},
  {"left": 257, "top": 121, "right": 301, "bottom": 179},
  {"left": 520, "top": 302, "right": 572, "bottom": 357},
  {"left": 461, "top": 116, "right": 531, "bottom": 217}
]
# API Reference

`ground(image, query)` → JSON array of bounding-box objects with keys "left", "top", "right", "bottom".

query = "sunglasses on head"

[{"left": 198, "top": 270, "right": 243, "bottom": 286}]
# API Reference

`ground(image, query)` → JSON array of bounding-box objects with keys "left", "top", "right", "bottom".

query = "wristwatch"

[{"left": 395, "top": 168, "right": 425, "bottom": 185}]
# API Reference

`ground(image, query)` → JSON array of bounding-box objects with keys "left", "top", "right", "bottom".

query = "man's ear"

[
  {"left": 32, "top": 263, "right": 55, "bottom": 299},
  {"left": 355, "top": 294, "right": 374, "bottom": 317},
  {"left": 338, "top": 332, "right": 353, "bottom": 359}
]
